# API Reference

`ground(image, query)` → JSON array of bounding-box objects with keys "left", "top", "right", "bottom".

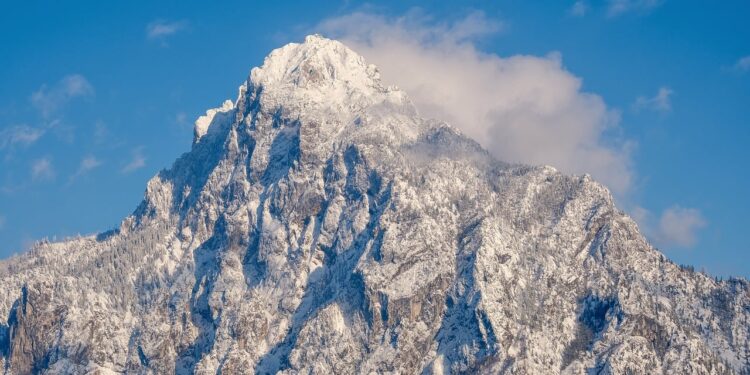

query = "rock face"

[{"left": 0, "top": 35, "right": 748, "bottom": 374}]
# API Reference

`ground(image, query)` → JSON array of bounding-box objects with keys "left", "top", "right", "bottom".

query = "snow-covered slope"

[{"left": 0, "top": 35, "right": 748, "bottom": 374}]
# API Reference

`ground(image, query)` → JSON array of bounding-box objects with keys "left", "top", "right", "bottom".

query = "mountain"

[{"left": 0, "top": 35, "right": 748, "bottom": 374}]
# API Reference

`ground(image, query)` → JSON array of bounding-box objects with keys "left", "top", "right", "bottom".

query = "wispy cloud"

[
  {"left": 69, "top": 155, "right": 103, "bottom": 183},
  {"left": 122, "top": 147, "right": 146, "bottom": 173},
  {"left": 0, "top": 125, "right": 45, "bottom": 151},
  {"left": 632, "top": 205, "right": 707, "bottom": 248},
  {"left": 657, "top": 206, "right": 707, "bottom": 248},
  {"left": 731, "top": 56, "right": 750, "bottom": 73},
  {"left": 607, "top": 0, "right": 664, "bottom": 17},
  {"left": 31, "top": 74, "right": 94, "bottom": 118},
  {"left": 94, "top": 121, "right": 109, "bottom": 144},
  {"left": 318, "top": 10, "right": 633, "bottom": 195},
  {"left": 175, "top": 112, "right": 188, "bottom": 127},
  {"left": 31, "top": 158, "right": 55, "bottom": 182},
  {"left": 146, "top": 19, "right": 188, "bottom": 45},
  {"left": 569, "top": 1, "right": 589, "bottom": 17},
  {"left": 634, "top": 86, "right": 673, "bottom": 113}
]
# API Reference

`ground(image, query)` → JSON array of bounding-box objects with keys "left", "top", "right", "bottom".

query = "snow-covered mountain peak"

[
  {"left": 193, "top": 34, "right": 418, "bottom": 147},
  {"left": 250, "top": 34, "right": 383, "bottom": 92},
  {"left": 241, "top": 34, "right": 415, "bottom": 130}
]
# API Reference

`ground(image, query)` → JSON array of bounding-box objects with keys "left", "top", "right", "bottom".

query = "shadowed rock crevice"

[
  {"left": 561, "top": 294, "right": 623, "bottom": 370},
  {"left": 6, "top": 284, "right": 63, "bottom": 374},
  {"left": 255, "top": 151, "right": 393, "bottom": 374},
  {"left": 434, "top": 220, "right": 499, "bottom": 374},
  {"left": 175, "top": 218, "right": 229, "bottom": 372}
]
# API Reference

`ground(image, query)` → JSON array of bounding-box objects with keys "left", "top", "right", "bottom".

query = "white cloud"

[
  {"left": 634, "top": 86, "right": 673, "bottom": 113},
  {"left": 31, "top": 158, "right": 55, "bottom": 182},
  {"left": 629, "top": 205, "right": 651, "bottom": 226},
  {"left": 122, "top": 147, "right": 146, "bottom": 173},
  {"left": 69, "top": 155, "right": 103, "bottom": 182},
  {"left": 146, "top": 19, "right": 188, "bottom": 44},
  {"left": 656, "top": 206, "right": 707, "bottom": 248},
  {"left": 0, "top": 125, "right": 45, "bottom": 150},
  {"left": 31, "top": 74, "right": 94, "bottom": 118},
  {"left": 317, "top": 11, "right": 633, "bottom": 194},
  {"left": 732, "top": 56, "right": 750, "bottom": 73},
  {"left": 607, "top": 0, "right": 664, "bottom": 17},
  {"left": 569, "top": 1, "right": 589, "bottom": 17},
  {"left": 631, "top": 205, "right": 706, "bottom": 248},
  {"left": 79, "top": 155, "right": 102, "bottom": 172}
]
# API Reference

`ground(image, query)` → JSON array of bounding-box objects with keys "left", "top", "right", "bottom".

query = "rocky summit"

[{"left": 0, "top": 35, "right": 748, "bottom": 374}]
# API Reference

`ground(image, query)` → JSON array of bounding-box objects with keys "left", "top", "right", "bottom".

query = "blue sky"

[{"left": 1, "top": 1, "right": 748, "bottom": 277}]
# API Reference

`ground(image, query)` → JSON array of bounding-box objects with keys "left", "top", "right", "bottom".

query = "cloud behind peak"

[{"left": 318, "top": 11, "right": 633, "bottom": 194}]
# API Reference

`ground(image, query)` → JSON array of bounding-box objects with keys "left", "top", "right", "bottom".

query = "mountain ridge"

[{"left": 0, "top": 35, "right": 747, "bottom": 374}]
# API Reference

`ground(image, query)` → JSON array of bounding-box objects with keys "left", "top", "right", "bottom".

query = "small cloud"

[
  {"left": 630, "top": 205, "right": 651, "bottom": 226},
  {"left": 0, "top": 125, "right": 45, "bottom": 150},
  {"left": 569, "top": 1, "right": 589, "bottom": 17},
  {"left": 634, "top": 86, "right": 673, "bottom": 113},
  {"left": 146, "top": 19, "right": 188, "bottom": 45},
  {"left": 78, "top": 155, "right": 102, "bottom": 173},
  {"left": 607, "top": 0, "right": 664, "bottom": 17},
  {"left": 69, "top": 155, "right": 103, "bottom": 183},
  {"left": 656, "top": 206, "right": 706, "bottom": 248},
  {"left": 122, "top": 147, "right": 146, "bottom": 173},
  {"left": 31, "top": 158, "right": 55, "bottom": 182},
  {"left": 31, "top": 74, "right": 94, "bottom": 118},
  {"left": 631, "top": 205, "right": 707, "bottom": 248},
  {"left": 732, "top": 56, "right": 750, "bottom": 73}
]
